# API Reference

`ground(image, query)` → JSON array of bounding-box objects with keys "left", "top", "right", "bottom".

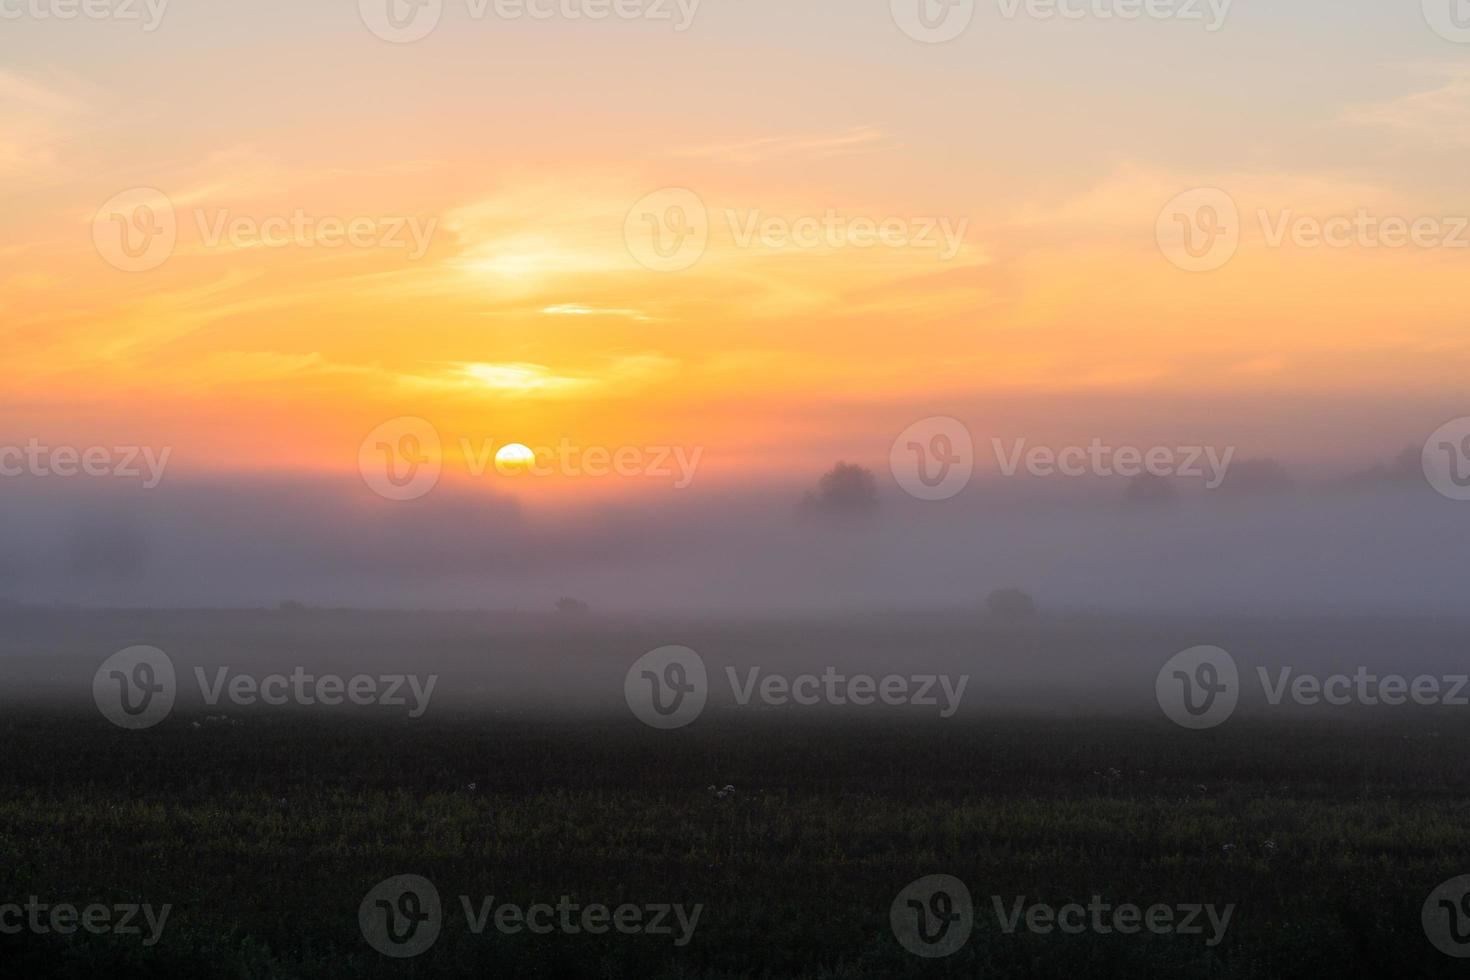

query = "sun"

[{"left": 494, "top": 442, "right": 537, "bottom": 476}]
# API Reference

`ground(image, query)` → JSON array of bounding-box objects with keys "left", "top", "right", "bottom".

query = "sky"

[{"left": 2, "top": 1, "right": 1470, "bottom": 609}]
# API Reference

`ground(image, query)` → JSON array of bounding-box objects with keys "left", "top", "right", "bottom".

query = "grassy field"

[{"left": 3, "top": 706, "right": 1470, "bottom": 978}]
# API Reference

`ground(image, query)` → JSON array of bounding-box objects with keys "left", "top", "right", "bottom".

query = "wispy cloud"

[
  {"left": 454, "top": 361, "right": 592, "bottom": 394},
  {"left": 403, "top": 354, "right": 678, "bottom": 399},
  {"left": 674, "top": 127, "right": 895, "bottom": 164},
  {"left": 540, "top": 303, "right": 654, "bottom": 321},
  {"left": 169, "top": 145, "right": 287, "bottom": 207},
  {"left": 169, "top": 350, "right": 374, "bottom": 387},
  {"left": 1342, "top": 66, "right": 1470, "bottom": 146},
  {"left": 0, "top": 71, "right": 89, "bottom": 182}
]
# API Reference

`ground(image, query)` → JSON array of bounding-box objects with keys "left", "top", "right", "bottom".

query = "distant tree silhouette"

[
  {"left": 555, "top": 597, "right": 590, "bottom": 616},
  {"left": 986, "top": 587, "right": 1038, "bottom": 622},
  {"left": 1122, "top": 472, "right": 1179, "bottom": 511},
  {"left": 1343, "top": 446, "right": 1421, "bottom": 488},
  {"left": 1217, "top": 458, "right": 1295, "bottom": 496},
  {"left": 798, "top": 462, "right": 879, "bottom": 518},
  {"left": 1392, "top": 445, "right": 1421, "bottom": 479}
]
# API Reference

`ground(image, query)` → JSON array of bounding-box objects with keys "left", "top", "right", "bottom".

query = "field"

[{"left": 1, "top": 610, "right": 1469, "bottom": 977}]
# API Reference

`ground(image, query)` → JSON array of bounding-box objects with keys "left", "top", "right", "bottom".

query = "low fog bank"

[
  {"left": 0, "top": 463, "right": 1464, "bottom": 617},
  {"left": 1, "top": 607, "right": 1468, "bottom": 721}
]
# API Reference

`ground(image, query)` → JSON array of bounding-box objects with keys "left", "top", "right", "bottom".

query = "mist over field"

[
  {"left": 1, "top": 604, "right": 1467, "bottom": 725},
  {"left": 0, "top": 458, "right": 1459, "bottom": 617}
]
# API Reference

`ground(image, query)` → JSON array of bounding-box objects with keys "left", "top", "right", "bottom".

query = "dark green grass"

[{"left": 1, "top": 710, "right": 1468, "bottom": 978}]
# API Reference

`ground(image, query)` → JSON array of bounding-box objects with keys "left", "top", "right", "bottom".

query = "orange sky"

[{"left": 4, "top": 4, "right": 1470, "bottom": 501}]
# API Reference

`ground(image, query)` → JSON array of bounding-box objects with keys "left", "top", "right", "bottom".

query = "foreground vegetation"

[{"left": 1, "top": 710, "right": 1468, "bottom": 977}]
